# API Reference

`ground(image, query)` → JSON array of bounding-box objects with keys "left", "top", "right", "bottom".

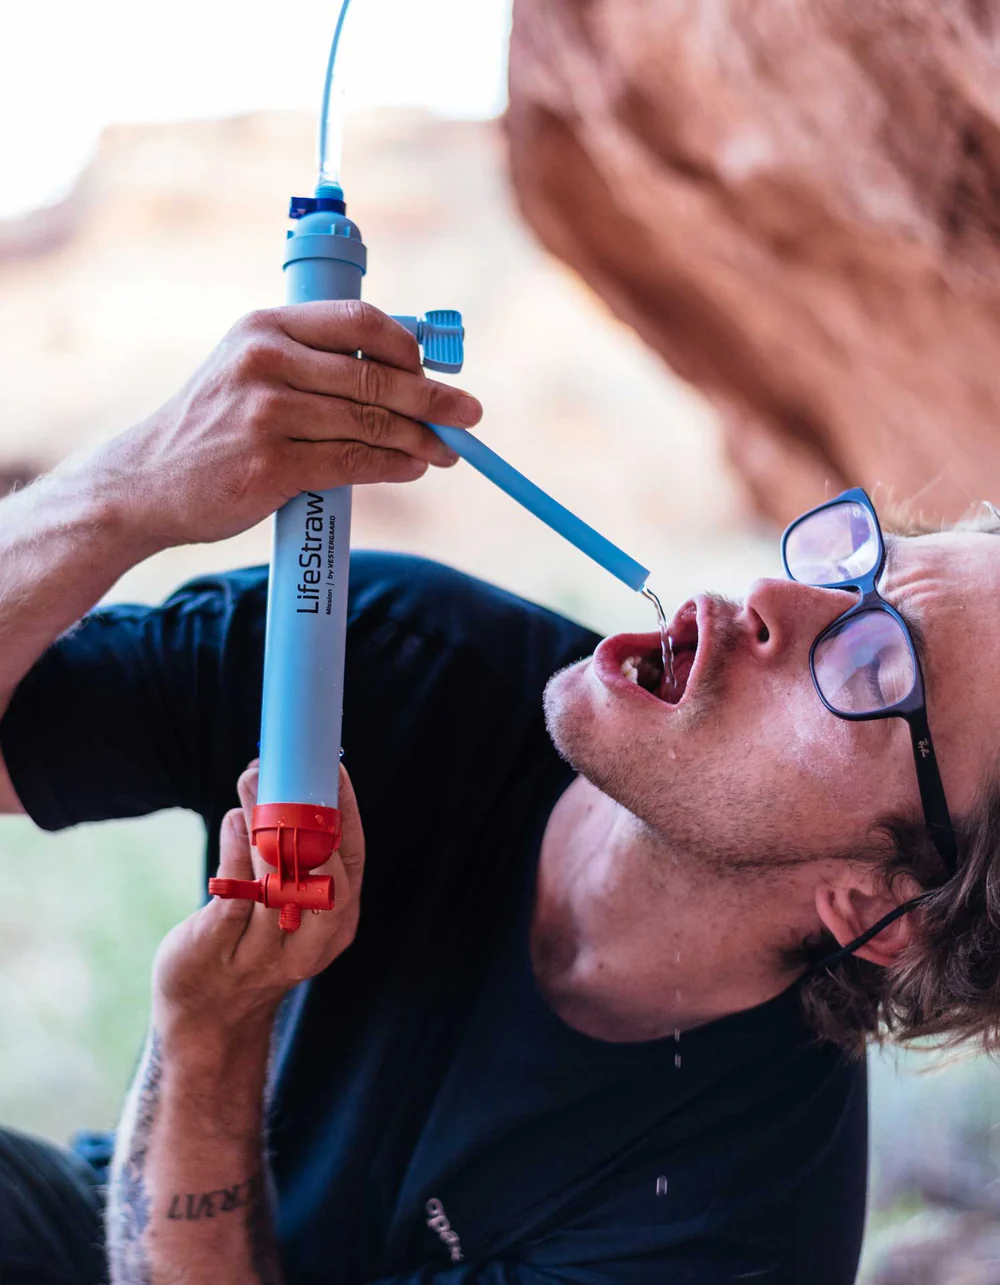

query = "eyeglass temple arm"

[
  {"left": 907, "top": 710, "right": 959, "bottom": 876},
  {"left": 813, "top": 710, "right": 957, "bottom": 973}
]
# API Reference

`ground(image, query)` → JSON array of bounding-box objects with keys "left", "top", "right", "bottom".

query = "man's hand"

[
  {"left": 0, "top": 301, "right": 478, "bottom": 809},
  {"left": 86, "top": 301, "right": 483, "bottom": 550},
  {"left": 152, "top": 761, "right": 365, "bottom": 1040}
]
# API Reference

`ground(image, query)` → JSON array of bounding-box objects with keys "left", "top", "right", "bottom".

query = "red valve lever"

[{"left": 208, "top": 803, "right": 341, "bottom": 933}]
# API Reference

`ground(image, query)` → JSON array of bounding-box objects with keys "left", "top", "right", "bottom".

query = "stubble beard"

[
  {"left": 542, "top": 663, "right": 708, "bottom": 855},
  {"left": 541, "top": 620, "right": 802, "bottom": 877}
]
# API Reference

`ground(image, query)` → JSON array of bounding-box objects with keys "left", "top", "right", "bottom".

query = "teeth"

[{"left": 620, "top": 655, "right": 641, "bottom": 684}]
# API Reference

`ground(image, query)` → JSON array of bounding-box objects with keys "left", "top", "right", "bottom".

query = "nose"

[{"left": 743, "top": 577, "right": 857, "bottom": 665}]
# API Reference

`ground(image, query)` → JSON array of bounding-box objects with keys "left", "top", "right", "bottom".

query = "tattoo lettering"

[
  {"left": 166, "top": 1170, "right": 282, "bottom": 1284},
  {"left": 166, "top": 1174, "right": 261, "bottom": 1221},
  {"left": 107, "top": 1030, "right": 164, "bottom": 1285}
]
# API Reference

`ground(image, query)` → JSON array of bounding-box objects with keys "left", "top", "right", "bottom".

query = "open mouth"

[{"left": 595, "top": 602, "right": 700, "bottom": 706}]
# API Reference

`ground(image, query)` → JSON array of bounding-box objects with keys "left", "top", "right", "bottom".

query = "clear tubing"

[{"left": 318, "top": 0, "right": 354, "bottom": 190}]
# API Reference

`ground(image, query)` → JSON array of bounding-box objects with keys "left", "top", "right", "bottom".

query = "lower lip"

[{"left": 592, "top": 634, "right": 674, "bottom": 708}]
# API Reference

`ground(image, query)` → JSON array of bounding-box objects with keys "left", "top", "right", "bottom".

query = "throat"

[{"left": 532, "top": 780, "right": 799, "bottom": 1041}]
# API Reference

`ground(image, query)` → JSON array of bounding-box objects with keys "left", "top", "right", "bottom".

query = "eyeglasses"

[{"left": 781, "top": 488, "right": 958, "bottom": 883}]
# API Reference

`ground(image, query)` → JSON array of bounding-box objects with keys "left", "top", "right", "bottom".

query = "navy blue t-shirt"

[{"left": 0, "top": 554, "right": 867, "bottom": 1284}]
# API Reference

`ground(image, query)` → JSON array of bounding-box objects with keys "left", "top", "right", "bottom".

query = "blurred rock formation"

[{"left": 507, "top": 0, "right": 1000, "bottom": 524}]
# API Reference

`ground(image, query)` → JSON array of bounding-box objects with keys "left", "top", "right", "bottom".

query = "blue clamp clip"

[{"left": 395, "top": 310, "right": 464, "bottom": 373}]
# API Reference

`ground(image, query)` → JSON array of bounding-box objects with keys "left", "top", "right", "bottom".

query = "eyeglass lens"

[
  {"left": 785, "top": 500, "right": 916, "bottom": 715},
  {"left": 785, "top": 501, "right": 880, "bottom": 586},
  {"left": 813, "top": 613, "right": 916, "bottom": 715}
]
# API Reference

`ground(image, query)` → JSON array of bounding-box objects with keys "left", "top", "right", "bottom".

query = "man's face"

[{"left": 544, "top": 528, "right": 1000, "bottom": 871}]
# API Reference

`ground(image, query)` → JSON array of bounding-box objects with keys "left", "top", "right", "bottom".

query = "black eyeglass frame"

[{"left": 781, "top": 487, "right": 958, "bottom": 885}]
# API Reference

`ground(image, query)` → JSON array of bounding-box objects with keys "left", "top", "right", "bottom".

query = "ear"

[{"left": 815, "top": 869, "right": 920, "bottom": 967}]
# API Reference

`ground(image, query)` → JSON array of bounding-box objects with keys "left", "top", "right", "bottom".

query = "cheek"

[
  {"left": 724, "top": 674, "right": 866, "bottom": 812},
  {"left": 767, "top": 681, "right": 855, "bottom": 773},
  {"left": 749, "top": 676, "right": 915, "bottom": 817}
]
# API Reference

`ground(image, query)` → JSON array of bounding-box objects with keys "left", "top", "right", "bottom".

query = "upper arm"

[{"left": 0, "top": 569, "right": 267, "bottom": 836}]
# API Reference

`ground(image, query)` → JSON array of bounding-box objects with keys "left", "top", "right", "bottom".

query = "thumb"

[
  {"left": 200, "top": 809, "right": 258, "bottom": 947},
  {"left": 216, "top": 808, "right": 256, "bottom": 882},
  {"left": 337, "top": 765, "right": 365, "bottom": 884}
]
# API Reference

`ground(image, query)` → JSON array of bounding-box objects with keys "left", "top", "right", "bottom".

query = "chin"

[
  {"left": 543, "top": 662, "right": 594, "bottom": 763},
  {"left": 543, "top": 663, "right": 657, "bottom": 821}
]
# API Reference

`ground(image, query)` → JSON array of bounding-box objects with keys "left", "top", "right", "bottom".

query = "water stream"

[{"left": 640, "top": 585, "right": 677, "bottom": 700}]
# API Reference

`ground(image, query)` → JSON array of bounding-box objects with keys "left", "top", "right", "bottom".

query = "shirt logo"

[
  {"left": 425, "top": 1198, "right": 464, "bottom": 1263},
  {"left": 918, "top": 738, "right": 931, "bottom": 759}
]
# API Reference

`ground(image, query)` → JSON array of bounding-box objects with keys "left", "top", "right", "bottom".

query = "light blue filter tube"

[
  {"left": 256, "top": 201, "right": 367, "bottom": 811},
  {"left": 427, "top": 424, "right": 650, "bottom": 592}
]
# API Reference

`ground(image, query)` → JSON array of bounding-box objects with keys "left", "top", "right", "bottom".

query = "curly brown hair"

[{"left": 798, "top": 502, "right": 1000, "bottom": 1057}]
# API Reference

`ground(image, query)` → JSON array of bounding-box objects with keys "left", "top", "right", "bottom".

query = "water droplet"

[
  {"left": 674, "top": 1028, "right": 681, "bottom": 1042},
  {"left": 674, "top": 1053, "right": 683, "bottom": 1069},
  {"left": 655, "top": 1176, "right": 669, "bottom": 1196},
  {"left": 674, "top": 951, "right": 681, "bottom": 964}
]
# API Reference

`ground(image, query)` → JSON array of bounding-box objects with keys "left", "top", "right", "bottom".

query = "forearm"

[
  {"left": 107, "top": 1020, "right": 283, "bottom": 1285},
  {"left": 0, "top": 451, "right": 161, "bottom": 714}
]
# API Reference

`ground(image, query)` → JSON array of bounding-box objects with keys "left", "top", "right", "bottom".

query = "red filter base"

[
  {"left": 207, "top": 802, "right": 342, "bottom": 933},
  {"left": 252, "top": 803, "right": 342, "bottom": 867}
]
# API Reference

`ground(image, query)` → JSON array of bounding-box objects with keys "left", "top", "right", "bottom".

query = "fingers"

[
  {"left": 237, "top": 761, "right": 260, "bottom": 822},
  {"left": 286, "top": 393, "right": 460, "bottom": 468},
  {"left": 336, "top": 765, "right": 365, "bottom": 881},
  {"left": 230, "top": 756, "right": 363, "bottom": 900},
  {"left": 285, "top": 349, "right": 481, "bottom": 431},
  {"left": 204, "top": 810, "right": 257, "bottom": 943},
  {"left": 274, "top": 300, "right": 425, "bottom": 372},
  {"left": 286, "top": 440, "right": 432, "bottom": 489},
  {"left": 235, "top": 762, "right": 272, "bottom": 879}
]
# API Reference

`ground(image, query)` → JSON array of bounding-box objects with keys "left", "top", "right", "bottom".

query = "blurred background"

[{"left": 2, "top": 1, "right": 1000, "bottom": 1280}]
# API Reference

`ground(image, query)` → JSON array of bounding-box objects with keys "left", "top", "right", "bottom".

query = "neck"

[{"left": 531, "top": 777, "right": 814, "bottom": 1042}]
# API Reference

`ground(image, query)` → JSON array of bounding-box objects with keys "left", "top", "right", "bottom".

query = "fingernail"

[
  {"left": 230, "top": 811, "right": 248, "bottom": 838},
  {"left": 436, "top": 448, "right": 461, "bottom": 467},
  {"left": 457, "top": 396, "right": 481, "bottom": 426}
]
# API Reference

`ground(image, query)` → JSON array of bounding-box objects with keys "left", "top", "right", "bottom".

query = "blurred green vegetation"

[{"left": 0, "top": 811, "right": 203, "bottom": 1141}]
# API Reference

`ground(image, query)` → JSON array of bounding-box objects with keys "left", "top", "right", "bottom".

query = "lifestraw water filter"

[{"left": 209, "top": 0, "right": 651, "bottom": 930}]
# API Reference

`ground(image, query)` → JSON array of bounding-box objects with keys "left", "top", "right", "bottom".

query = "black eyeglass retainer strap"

[{"left": 811, "top": 892, "right": 933, "bottom": 972}]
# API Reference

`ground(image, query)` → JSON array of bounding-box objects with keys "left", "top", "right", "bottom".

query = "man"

[{"left": 1, "top": 301, "right": 991, "bottom": 1284}]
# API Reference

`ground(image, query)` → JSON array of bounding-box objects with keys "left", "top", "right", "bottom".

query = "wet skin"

[
  {"left": 546, "top": 529, "right": 1000, "bottom": 876},
  {"left": 530, "top": 530, "right": 1000, "bottom": 1037}
]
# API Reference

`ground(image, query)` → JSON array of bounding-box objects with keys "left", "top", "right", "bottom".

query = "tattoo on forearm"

[
  {"left": 167, "top": 1174, "right": 261, "bottom": 1221},
  {"left": 163, "top": 1169, "right": 282, "bottom": 1284},
  {"left": 108, "top": 1029, "right": 283, "bottom": 1284},
  {"left": 108, "top": 1030, "right": 164, "bottom": 1285}
]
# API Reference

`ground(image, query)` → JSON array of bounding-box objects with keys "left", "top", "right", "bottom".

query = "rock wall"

[{"left": 507, "top": 0, "right": 1000, "bottom": 524}]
